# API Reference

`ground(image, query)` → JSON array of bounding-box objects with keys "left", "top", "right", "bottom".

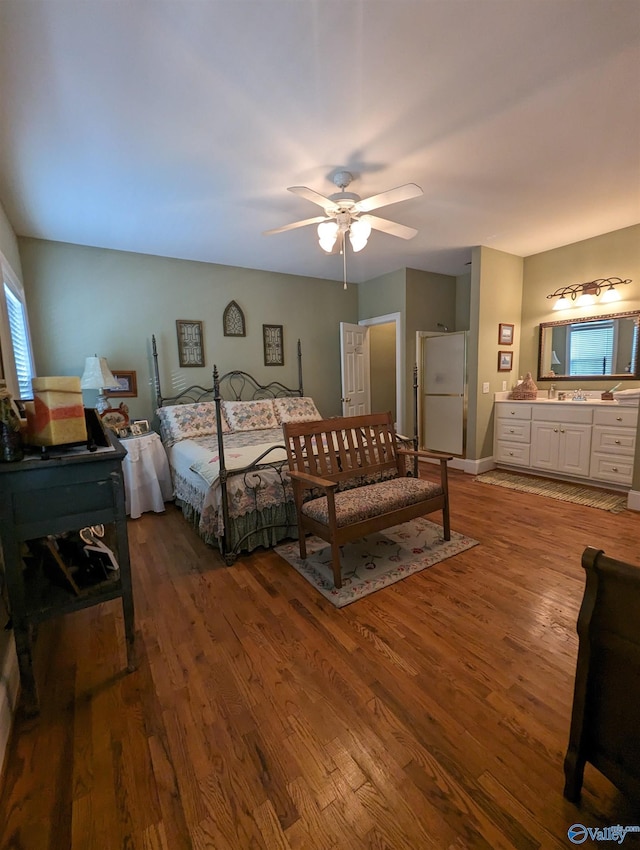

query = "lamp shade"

[
  {"left": 80, "top": 356, "right": 118, "bottom": 391},
  {"left": 317, "top": 221, "right": 339, "bottom": 253}
]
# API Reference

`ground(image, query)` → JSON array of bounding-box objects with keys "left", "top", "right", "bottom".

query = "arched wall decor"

[{"left": 223, "top": 300, "right": 246, "bottom": 337}]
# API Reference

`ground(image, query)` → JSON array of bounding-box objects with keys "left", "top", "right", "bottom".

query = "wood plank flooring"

[{"left": 1, "top": 468, "right": 640, "bottom": 849}]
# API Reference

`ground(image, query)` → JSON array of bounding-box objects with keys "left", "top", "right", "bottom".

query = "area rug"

[
  {"left": 274, "top": 518, "right": 478, "bottom": 608},
  {"left": 476, "top": 469, "right": 627, "bottom": 513}
]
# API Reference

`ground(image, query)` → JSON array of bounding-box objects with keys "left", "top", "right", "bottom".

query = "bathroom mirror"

[{"left": 538, "top": 310, "right": 640, "bottom": 381}]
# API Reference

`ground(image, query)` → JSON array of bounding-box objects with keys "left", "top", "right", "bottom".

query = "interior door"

[
  {"left": 421, "top": 331, "right": 466, "bottom": 456},
  {"left": 340, "top": 322, "right": 370, "bottom": 416}
]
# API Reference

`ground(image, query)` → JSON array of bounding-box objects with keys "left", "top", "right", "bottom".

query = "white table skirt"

[{"left": 121, "top": 431, "right": 173, "bottom": 519}]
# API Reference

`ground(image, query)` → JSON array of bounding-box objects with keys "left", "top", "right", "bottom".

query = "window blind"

[
  {"left": 569, "top": 320, "right": 614, "bottom": 376},
  {"left": 4, "top": 282, "right": 34, "bottom": 398}
]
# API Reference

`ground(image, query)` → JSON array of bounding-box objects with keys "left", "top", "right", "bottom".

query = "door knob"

[{"left": 341, "top": 397, "right": 351, "bottom": 403}]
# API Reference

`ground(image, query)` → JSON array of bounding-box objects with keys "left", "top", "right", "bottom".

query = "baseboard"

[
  {"left": 627, "top": 489, "right": 640, "bottom": 512},
  {"left": 0, "top": 634, "right": 19, "bottom": 781},
  {"left": 419, "top": 456, "right": 495, "bottom": 475}
]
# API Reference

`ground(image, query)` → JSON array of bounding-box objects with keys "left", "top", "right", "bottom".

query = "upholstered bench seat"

[{"left": 302, "top": 478, "right": 444, "bottom": 527}]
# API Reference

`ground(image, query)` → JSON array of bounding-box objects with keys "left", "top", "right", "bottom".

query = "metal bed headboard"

[{"left": 152, "top": 335, "right": 304, "bottom": 408}]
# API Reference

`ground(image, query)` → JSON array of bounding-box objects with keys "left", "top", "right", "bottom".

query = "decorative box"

[{"left": 27, "top": 377, "right": 87, "bottom": 446}]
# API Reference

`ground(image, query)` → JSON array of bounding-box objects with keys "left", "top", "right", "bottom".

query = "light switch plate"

[{"left": 482, "top": 382, "right": 490, "bottom": 393}]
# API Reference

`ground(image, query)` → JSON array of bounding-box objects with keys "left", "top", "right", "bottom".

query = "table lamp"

[{"left": 80, "top": 356, "right": 119, "bottom": 413}]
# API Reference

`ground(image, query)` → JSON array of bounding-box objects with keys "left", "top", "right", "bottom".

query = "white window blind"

[
  {"left": 3, "top": 280, "right": 35, "bottom": 399},
  {"left": 569, "top": 320, "right": 614, "bottom": 376}
]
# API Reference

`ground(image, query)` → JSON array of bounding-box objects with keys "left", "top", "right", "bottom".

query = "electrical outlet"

[
  {"left": 502, "top": 380, "right": 507, "bottom": 391},
  {"left": 482, "top": 382, "right": 490, "bottom": 393}
]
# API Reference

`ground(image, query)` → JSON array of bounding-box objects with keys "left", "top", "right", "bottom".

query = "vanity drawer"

[
  {"left": 591, "top": 425, "right": 636, "bottom": 456},
  {"left": 531, "top": 405, "right": 593, "bottom": 425},
  {"left": 496, "top": 420, "right": 531, "bottom": 443},
  {"left": 590, "top": 454, "right": 634, "bottom": 486},
  {"left": 495, "top": 441, "right": 530, "bottom": 466},
  {"left": 495, "top": 404, "right": 532, "bottom": 421},
  {"left": 593, "top": 407, "right": 638, "bottom": 428}
]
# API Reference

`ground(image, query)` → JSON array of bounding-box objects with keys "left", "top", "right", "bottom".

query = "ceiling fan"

[{"left": 263, "top": 171, "right": 423, "bottom": 255}]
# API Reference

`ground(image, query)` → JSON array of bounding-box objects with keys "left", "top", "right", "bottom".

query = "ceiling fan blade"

[
  {"left": 355, "top": 183, "right": 423, "bottom": 213},
  {"left": 288, "top": 186, "right": 338, "bottom": 212},
  {"left": 263, "top": 215, "right": 328, "bottom": 236},
  {"left": 363, "top": 214, "right": 418, "bottom": 240}
]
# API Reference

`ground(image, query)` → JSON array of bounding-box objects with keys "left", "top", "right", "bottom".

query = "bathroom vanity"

[{"left": 494, "top": 396, "right": 638, "bottom": 489}]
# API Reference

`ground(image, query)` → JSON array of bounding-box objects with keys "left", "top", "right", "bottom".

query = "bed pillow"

[
  {"left": 156, "top": 401, "right": 229, "bottom": 446},
  {"left": 222, "top": 399, "right": 278, "bottom": 432},
  {"left": 273, "top": 396, "right": 321, "bottom": 424}
]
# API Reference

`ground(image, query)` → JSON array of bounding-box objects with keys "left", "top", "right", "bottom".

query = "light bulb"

[
  {"left": 576, "top": 292, "right": 595, "bottom": 307},
  {"left": 553, "top": 295, "right": 569, "bottom": 311},
  {"left": 348, "top": 218, "right": 371, "bottom": 253},
  {"left": 601, "top": 284, "right": 620, "bottom": 303},
  {"left": 317, "top": 221, "right": 338, "bottom": 253}
]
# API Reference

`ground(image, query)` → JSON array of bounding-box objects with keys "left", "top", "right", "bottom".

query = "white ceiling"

[{"left": 0, "top": 1, "right": 638, "bottom": 284}]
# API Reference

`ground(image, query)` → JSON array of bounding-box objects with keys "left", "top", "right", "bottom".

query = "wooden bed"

[{"left": 152, "top": 335, "right": 311, "bottom": 563}]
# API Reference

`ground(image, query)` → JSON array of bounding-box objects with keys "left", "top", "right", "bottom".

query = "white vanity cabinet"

[
  {"left": 530, "top": 407, "right": 592, "bottom": 477},
  {"left": 494, "top": 403, "right": 532, "bottom": 466},
  {"left": 589, "top": 407, "right": 637, "bottom": 486},
  {"left": 494, "top": 399, "right": 638, "bottom": 489}
]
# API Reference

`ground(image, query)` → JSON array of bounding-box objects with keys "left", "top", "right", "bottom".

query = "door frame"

[{"left": 359, "top": 312, "right": 404, "bottom": 434}]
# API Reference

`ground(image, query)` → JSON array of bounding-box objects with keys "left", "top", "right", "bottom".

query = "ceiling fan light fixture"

[
  {"left": 348, "top": 218, "right": 371, "bottom": 253},
  {"left": 317, "top": 221, "right": 338, "bottom": 253}
]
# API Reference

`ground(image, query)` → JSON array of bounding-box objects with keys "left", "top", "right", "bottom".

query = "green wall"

[
  {"left": 18, "top": 238, "right": 358, "bottom": 421},
  {"left": 520, "top": 224, "right": 640, "bottom": 384},
  {"left": 468, "top": 246, "right": 524, "bottom": 461}
]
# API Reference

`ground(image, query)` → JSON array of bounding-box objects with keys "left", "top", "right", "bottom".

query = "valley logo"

[{"left": 568, "top": 824, "right": 640, "bottom": 844}]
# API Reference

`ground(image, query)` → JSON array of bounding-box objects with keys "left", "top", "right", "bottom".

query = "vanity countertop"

[{"left": 494, "top": 392, "right": 638, "bottom": 406}]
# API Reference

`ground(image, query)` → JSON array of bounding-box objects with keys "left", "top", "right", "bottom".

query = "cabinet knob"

[
  {"left": 560, "top": 428, "right": 565, "bottom": 433},
  {"left": 509, "top": 428, "right": 515, "bottom": 433},
  {"left": 612, "top": 467, "right": 618, "bottom": 472},
  {"left": 510, "top": 410, "right": 516, "bottom": 415},
  {"left": 553, "top": 428, "right": 558, "bottom": 432},
  {"left": 509, "top": 451, "right": 514, "bottom": 456},
  {"left": 616, "top": 416, "right": 622, "bottom": 421},
  {"left": 615, "top": 439, "right": 621, "bottom": 444}
]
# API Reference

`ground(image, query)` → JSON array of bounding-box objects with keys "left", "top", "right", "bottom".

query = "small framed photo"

[
  {"left": 131, "top": 419, "right": 150, "bottom": 436},
  {"left": 498, "top": 323, "right": 514, "bottom": 345},
  {"left": 105, "top": 370, "right": 137, "bottom": 398},
  {"left": 498, "top": 350, "right": 513, "bottom": 372},
  {"left": 263, "top": 324, "right": 284, "bottom": 366},
  {"left": 176, "top": 319, "right": 205, "bottom": 367},
  {"left": 117, "top": 427, "right": 131, "bottom": 439}
]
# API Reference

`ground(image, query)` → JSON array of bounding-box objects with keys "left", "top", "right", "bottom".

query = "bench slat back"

[{"left": 284, "top": 412, "right": 401, "bottom": 484}]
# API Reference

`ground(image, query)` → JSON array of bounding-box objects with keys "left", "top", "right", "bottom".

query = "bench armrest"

[
  {"left": 289, "top": 469, "right": 338, "bottom": 491},
  {"left": 397, "top": 448, "right": 453, "bottom": 462}
]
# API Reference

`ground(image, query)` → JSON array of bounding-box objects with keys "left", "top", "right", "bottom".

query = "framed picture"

[
  {"left": 498, "top": 350, "right": 513, "bottom": 372},
  {"left": 176, "top": 319, "right": 205, "bottom": 367},
  {"left": 104, "top": 371, "right": 137, "bottom": 398},
  {"left": 263, "top": 324, "right": 284, "bottom": 366},
  {"left": 223, "top": 300, "right": 246, "bottom": 337},
  {"left": 131, "top": 419, "right": 150, "bottom": 436},
  {"left": 498, "top": 323, "right": 515, "bottom": 345}
]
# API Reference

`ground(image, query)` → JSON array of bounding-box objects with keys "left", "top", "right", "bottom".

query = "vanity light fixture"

[{"left": 547, "top": 277, "right": 631, "bottom": 311}]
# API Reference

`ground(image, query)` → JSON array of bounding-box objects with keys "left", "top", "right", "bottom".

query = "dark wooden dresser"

[{"left": 0, "top": 429, "right": 135, "bottom": 715}]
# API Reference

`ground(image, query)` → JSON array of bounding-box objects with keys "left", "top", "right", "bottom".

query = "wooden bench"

[{"left": 283, "top": 411, "right": 452, "bottom": 588}]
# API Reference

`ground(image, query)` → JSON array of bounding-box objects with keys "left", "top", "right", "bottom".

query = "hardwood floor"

[{"left": 1, "top": 468, "right": 640, "bottom": 849}]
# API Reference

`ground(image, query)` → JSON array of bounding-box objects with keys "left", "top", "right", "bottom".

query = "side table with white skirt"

[{"left": 120, "top": 431, "right": 173, "bottom": 518}]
